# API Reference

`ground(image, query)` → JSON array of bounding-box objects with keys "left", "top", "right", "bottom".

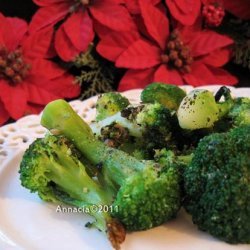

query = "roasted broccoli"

[
  {"left": 91, "top": 102, "right": 181, "bottom": 156},
  {"left": 183, "top": 126, "right": 250, "bottom": 244},
  {"left": 19, "top": 134, "right": 125, "bottom": 250},
  {"left": 177, "top": 86, "right": 233, "bottom": 130},
  {"left": 113, "top": 163, "right": 181, "bottom": 231},
  {"left": 96, "top": 92, "right": 130, "bottom": 121},
  {"left": 141, "top": 82, "right": 186, "bottom": 110},
  {"left": 40, "top": 99, "right": 182, "bottom": 231},
  {"left": 228, "top": 97, "right": 250, "bottom": 127}
]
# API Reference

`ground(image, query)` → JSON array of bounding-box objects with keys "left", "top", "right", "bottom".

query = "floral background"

[{"left": 0, "top": 0, "right": 249, "bottom": 126}]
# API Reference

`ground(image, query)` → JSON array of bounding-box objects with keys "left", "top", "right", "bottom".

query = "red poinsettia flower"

[
  {"left": 124, "top": 0, "right": 160, "bottom": 14},
  {"left": 109, "top": 3, "right": 237, "bottom": 91},
  {"left": 165, "top": 0, "right": 201, "bottom": 25},
  {"left": 29, "top": 0, "right": 136, "bottom": 62},
  {"left": 0, "top": 13, "right": 80, "bottom": 125}
]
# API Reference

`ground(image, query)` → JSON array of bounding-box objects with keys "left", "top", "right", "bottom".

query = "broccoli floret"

[
  {"left": 177, "top": 86, "right": 233, "bottom": 130},
  {"left": 96, "top": 92, "right": 130, "bottom": 121},
  {"left": 92, "top": 103, "right": 181, "bottom": 156},
  {"left": 228, "top": 97, "right": 250, "bottom": 127},
  {"left": 19, "top": 135, "right": 125, "bottom": 250},
  {"left": 41, "top": 99, "right": 182, "bottom": 232},
  {"left": 183, "top": 126, "right": 250, "bottom": 244},
  {"left": 128, "top": 103, "right": 180, "bottom": 154},
  {"left": 141, "top": 82, "right": 186, "bottom": 110},
  {"left": 112, "top": 164, "right": 181, "bottom": 231}
]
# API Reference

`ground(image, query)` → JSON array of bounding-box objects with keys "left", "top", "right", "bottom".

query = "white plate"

[{"left": 0, "top": 86, "right": 250, "bottom": 250}]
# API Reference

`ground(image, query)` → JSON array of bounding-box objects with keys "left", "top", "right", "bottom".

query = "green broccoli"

[
  {"left": 141, "top": 82, "right": 186, "bottom": 110},
  {"left": 91, "top": 102, "right": 181, "bottom": 156},
  {"left": 96, "top": 92, "right": 130, "bottom": 121},
  {"left": 113, "top": 163, "right": 181, "bottom": 231},
  {"left": 228, "top": 97, "right": 250, "bottom": 127},
  {"left": 183, "top": 126, "right": 250, "bottom": 244},
  {"left": 40, "top": 99, "right": 182, "bottom": 231},
  {"left": 177, "top": 86, "right": 233, "bottom": 130},
  {"left": 19, "top": 134, "right": 125, "bottom": 250}
]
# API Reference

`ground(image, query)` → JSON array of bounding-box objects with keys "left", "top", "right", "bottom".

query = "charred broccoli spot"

[
  {"left": 100, "top": 122, "right": 130, "bottom": 148},
  {"left": 120, "top": 105, "right": 144, "bottom": 121}
]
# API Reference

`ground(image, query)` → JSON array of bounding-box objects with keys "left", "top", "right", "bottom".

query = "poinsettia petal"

[
  {"left": 0, "top": 13, "right": 16, "bottom": 50},
  {"left": 22, "top": 27, "right": 53, "bottom": 60},
  {"left": 0, "top": 15, "right": 5, "bottom": 45},
  {"left": 0, "top": 81, "right": 27, "bottom": 119},
  {"left": 97, "top": 0, "right": 125, "bottom": 4},
  {"left": 116, "top": 39, "right": 161, "bottom": 69},
  {"left": 0, "top": 99, "right": 10, "bottom": 125},
  {"left": 183, "top": 62, "right": 217, "bottom": 86},
  {"left": 26, "top": 103, "right": 44, "bottom": 115},
  {"left": 224, "top": 0, "right": 250, "bottom": 20},
  {"left": 139, "top": 0, "right": 169, "bottom": 50},
  {"left": 125, "top": 0, "right": 142, "bottom": 14},
  {"left": 30, "top": 72, "right": 80, "bottom": 98},
  {"left": 23, "top": 77, "right": 60, "bottom": 105},
  {"left": 33, "top": 0, "right": 70, "bottom": 7},
  {"left": 165, "top": 0, "right": 201, "bottom": 25},
  {"left": 46, "top": 41, "right": 57, "bottom": 58},
  {"left": 6, "top": 17, "right": 28, "bottom": 50},
  {"left": 30, "top": 59, "right": 66, "bottom": 79},
  {"left": 174, "top": 0, "right": 196, "bottom": 14},
  {"left": 118, "top": 68, "right": 156, "bottom": 91},
  {"left": 93, "top": 20, "right": 113, "bottom": 39},
  {"left": 203, "top": 48, "right": 232, "bottom": 67},
  {"left": 178, "top": 16, "right": 202, "bottom": 43},
  {"left": 90, "top": 1, "right": 136, "bottom": 31},
  {"left": 55, "top": 25, "right": 81, "bottom": 62},
  {"left": 189, "top": 31, "right": 233, "bottom": 57},
  {"left": 63, "top": 11, "right": 94, "bottom": 52},
  {"left": 153, "top": 64, "right": 170, "bottom": 83},
  {"left": 29, "top": 3, "right": 70, "bottom": 32},
  {"left": 125, "top": 0, "right": 161, "bottom": 14},
  {"left": 97, "top": 30, "right": 139, "bottom": 62},
  {"left": 45, "top": 74, "right": 80, "bottom": 98},
  {"left": 206, "top": 66, "right": 238, "bottom": 85},
  {"left": 153, "top": 65, "right": 183, "bottom": 85},
  {"left": 201, "top": 0, "right": 212, "bottom": 4}
]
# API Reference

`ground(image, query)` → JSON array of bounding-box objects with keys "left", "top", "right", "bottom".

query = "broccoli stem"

[
  {"left": 43, "top": 147, "right": 126, "bottom": 250},
  {"left": 41, "top": 100, "right": 144, "bottom": 188},
  {"left": 177, "top": 154, "right": 193, "bottom": 165},
  {"left": 215, "top": 86, "right": 234, "bottom": 118},
  {"left": 47, "top": 153, "right": 111, "bottom": 205}
]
